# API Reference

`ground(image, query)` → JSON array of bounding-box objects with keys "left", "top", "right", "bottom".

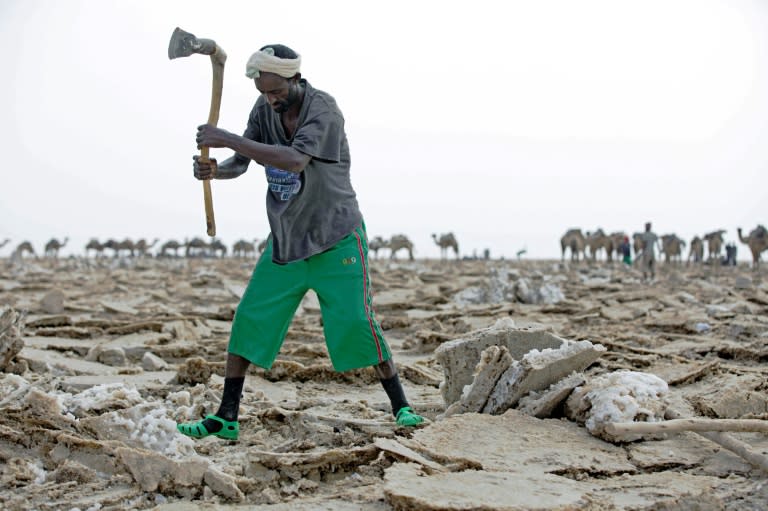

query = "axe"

[{"left": 168, "top": 27, "right": 227, "bottom": 237}]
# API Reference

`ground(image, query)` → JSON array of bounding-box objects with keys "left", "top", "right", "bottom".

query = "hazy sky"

[{"left": 1, "top": 0, "right": 766, "bottom": 260}]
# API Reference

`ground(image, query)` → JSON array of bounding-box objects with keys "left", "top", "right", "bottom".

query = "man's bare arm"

[
  {"left": 214, "top": 155, "right": 250, "bottom": 180},
  {"left": 197, "top": 124, "right": 311, "bottom": 173}
]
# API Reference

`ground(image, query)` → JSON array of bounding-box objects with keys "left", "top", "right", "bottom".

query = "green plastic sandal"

[
  {"left": 177, "top": 415, "right": 239, "bottom": 440},
  {"left": 396, "top": 407, "right": 424, "bottom": 427}
]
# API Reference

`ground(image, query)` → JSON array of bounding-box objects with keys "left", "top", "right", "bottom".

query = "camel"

[
  {"left": 659, "top": 234, "right": 686, "bottom": 264},
  {"left": 432, "top": 232, "right": 459, "bottom": 260},
  {"left": 608, "top": 232, "right": 627, "bottom": 259},
  {"left": 687, "top": 236, "right": 704, "bottom": 265},
  {"left": 368, "top": 236, "right": 387, "bottom": 259},
  {"left": 159, "top": 240, "right": 184, "bottom": 257},
  {"left": 44, "top": 237, "right": 68, "bottom": 258},
  {"left": 703, "top": 230, "right": 726, "bottom": 262},
  {"left": 103, "top": 238, "right": 135, "bottom": 258},
  {"left": 209, "top": 238, "right": 227, "bottom": 257},
  {"left": 85, "top": 239, "right": 105, "bottom": 258},
  {"left": 560, "top": 228, "right": 586, "bottom": 262},
  {"left": 185, "top": 237, "right": 209, "bottom": 257},
  {"left": 585, "top": 229, "right": 613, "bottom": 262},
  {"left": 135, "top": 238, "right": 159, "bottom": 257},
  {"left": 12, "top": 241, "right": 35, "bottom": 259},
  {"left": 388, "top": 234, "right": 414, "bottom": 261},
  {"left": 232, "top": 239, "right": 258, "bottom": 258},
  {"left": 737, "top": 225, "right": 768, "bottom": 269}
]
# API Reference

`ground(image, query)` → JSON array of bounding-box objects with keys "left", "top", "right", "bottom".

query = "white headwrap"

[{"left": 245, "top": 47, "right": 302, "bottom": 79}]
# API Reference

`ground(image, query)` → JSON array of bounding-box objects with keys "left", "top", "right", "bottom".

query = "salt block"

[
  {"left": 142, "top": 352, "right": 168, "bottom": 371},
  {"left": 442, "top": 345, "right": 513, "bottom": 418},
  {"left": 117, "top": 446, "right": 207, "bottom": 492},
  {"left": 204, "top": 466, "right": 245, "bottom": 501},
  {"left": 517, "top": 372, "right": 586, "bottom": 418},
  {"left": 40, "top": 289, "right": 66, "bottom": 314},
  {"left": 483, "top": 340, "right": 606, "bottom": 414},
  {"left": 384, "top": 462, "right": 587, "bottom": 511},
  {"left": 435, "top": 319, "right": 563, "bottom": 406}
]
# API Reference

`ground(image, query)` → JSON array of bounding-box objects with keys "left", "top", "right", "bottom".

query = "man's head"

[
  {"left": 245, "top": 44, "right": 302, "bottom": 113},
  {"left": 645, "top": 222, "right": 652, "bottom": 232}
]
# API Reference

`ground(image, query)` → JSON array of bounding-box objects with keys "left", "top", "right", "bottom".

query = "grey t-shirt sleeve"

[
  {"left": 244, "top": 104, "right": 262, "bottom": 142},
  {"left": 232, "top": 103, "right": 263, "bottom": 165},
  {"left": 291, "top": 109, "right": 344, "bottom": 163}
]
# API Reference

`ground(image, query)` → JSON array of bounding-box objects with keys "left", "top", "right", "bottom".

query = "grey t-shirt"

[
  {"left": 639, "top": 231, "right": 658, "bottom": 259},
  {"left": 239, "top": 79, "right": 362, "bottom": 264}
]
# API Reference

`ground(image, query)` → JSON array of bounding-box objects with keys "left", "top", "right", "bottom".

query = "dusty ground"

[{"left": 0, "top": 255, "right": 766, "bottom": 510}]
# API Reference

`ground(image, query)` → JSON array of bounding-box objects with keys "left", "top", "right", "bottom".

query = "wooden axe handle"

[{"left": 199, "top": 47, "right": 226, "bottom": 237}]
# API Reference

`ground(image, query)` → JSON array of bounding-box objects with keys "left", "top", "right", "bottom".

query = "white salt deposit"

[
  {"left": 0, "top": 373, "right": 31, "bottom": 406},
  {"left": 166, "top": 390, "right": 192, "bottom": 407},
  {"left": 522, "top": 340, "right": 598, "bottom": 367},
  {"left": 576, "top": 370, "right": 669, "bottom": 441},
  {"left": 63, "top": 383, "right": 143, "bottom": 416},
  {"left": 108, "top": 405, "right": 196, "bottom": 458},
  {"left": 491, "top": 317, "right": 516, "bottom": 330},
  {"left": 30, "top": 460, "right": 46, "bottom": 485}
]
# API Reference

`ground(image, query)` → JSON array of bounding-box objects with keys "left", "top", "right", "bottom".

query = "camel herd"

[
  {"left": 0, "top": 232, "right": 463, "bottom": 262},
  {"left": 6, "top": 226, "right": 764, "bottom": 266},
  {"left": 560, "top": 225, "right": 768, "bottom": 268}
]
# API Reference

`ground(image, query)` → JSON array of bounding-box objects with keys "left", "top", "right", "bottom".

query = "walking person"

[
  {"left": 638, "top": 222, "right": 660, "bottom": 281},
  {"left": 618, "top": 236, "right": 632, "bottom": 266},
  {"left": 176, "top": 44, "right": 423, "bottom": 440}
]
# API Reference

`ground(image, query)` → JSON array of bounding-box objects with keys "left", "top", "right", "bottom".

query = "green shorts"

[{"left": 228, "top": 225, "right": 391, "bottom": 372}]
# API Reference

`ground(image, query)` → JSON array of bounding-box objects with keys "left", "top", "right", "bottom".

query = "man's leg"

[
  {"left": 310, "top": 227, "right": 423, "bottom": 426},
  {"left": 375, "top": 358, "right": 424, "bottom": 426},
  {"left": 196, "top": 353, "right": 250, "bottom": 434},
  {"left": 177, "top": 239, "right": 307, "bottom": 440}
]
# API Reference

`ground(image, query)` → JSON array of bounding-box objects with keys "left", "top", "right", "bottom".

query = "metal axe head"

[{"left": 168, "top": 27, "right": 217, "bottom": 59}]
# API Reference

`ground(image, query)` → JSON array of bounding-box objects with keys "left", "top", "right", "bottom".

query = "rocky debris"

[
  {"left": 142, "top": 351, "right": 169, "bottom": 371},
  {"left": 40, "top": 289, "right": 65, "bottom": 314},
  {"left": 452, "top": 266, "right": 565, "bottom": 306},
  {"left": 514, "top": 277, "right": 565, "bottom": 304},
  {"left": 176, "top": 356, "right": 212, "bottom": 385},
  {"left": 1, "top": 258, "right": 767, "bottom": 509},
  {"left": 0, "top": 307, "right": 25, "bottom": 372},
  {"left": 687, "top": 374, "right": 768, "bottom": 418}
]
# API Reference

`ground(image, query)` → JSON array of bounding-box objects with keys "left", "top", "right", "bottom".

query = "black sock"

[
  {"left": 380, "top": 374, "right": 409, "bottom": 417},
  {"left": 201, "top": 377, "right": 245, "bottom": 433}
]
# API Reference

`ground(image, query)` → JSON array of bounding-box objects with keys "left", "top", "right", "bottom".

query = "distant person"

[
  {"left": 722, "top": 243, "right": 737, "bottom": 266},
  {"left": 618, "top": 236, "right": 632, "bottom": 266},
  {"left": 176, "top": 43, "right": 423, "bottom": 441},
  {"left": 638, "top": 222, "right": 660, "bottom": 281}
]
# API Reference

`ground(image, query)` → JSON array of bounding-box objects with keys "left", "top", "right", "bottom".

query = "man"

[
  {"left": 638, "top": 222, "right": 660, "bottom": 281},
  {"left": 618, "top": 236, "right": 632, "bottom": 266},
  {"left": 176, "top": 44, "right": 423, "bottom": 440}
]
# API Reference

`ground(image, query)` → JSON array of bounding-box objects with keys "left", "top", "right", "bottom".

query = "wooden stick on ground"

[
  {"left": 663, "top": 409, "right": 768, "bottom": 473},
  {"left": 606, "top": 410, "right": 768, "bottom": 473},
  {"left": 606, "top": 417, "right": 768, "bottom": 436}
]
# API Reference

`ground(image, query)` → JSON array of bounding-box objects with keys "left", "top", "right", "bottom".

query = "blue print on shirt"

[{"left": 265, "top": 165, "right": 301, "bottom": 201}]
